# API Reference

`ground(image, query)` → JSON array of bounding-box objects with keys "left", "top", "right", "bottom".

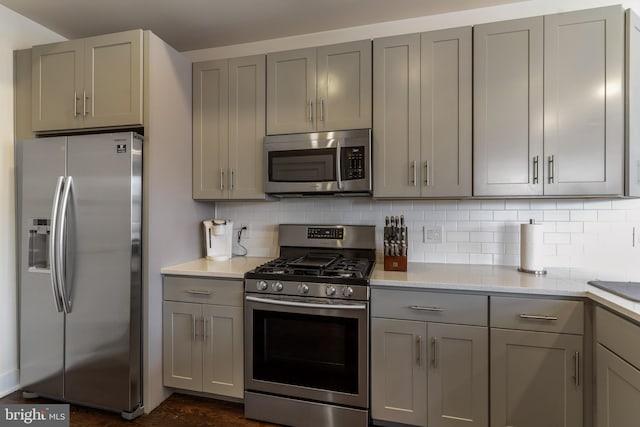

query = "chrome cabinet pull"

[
  {"left": 83, "top": 91, "right": 88, "bottom": 116},
  {"left": 203, "top": 318, "right": 208, "bottom": 342},
  {"left": 574, "top": 352, "right": 580, "bottom": 387},
  {"left": 320, "top": 98, "right": 325, "bottom": 122},
  {"left": 410, "top": 161, "right": 417, "bottom": 186},
  {"left": 230, "top": 169, "right": 234, "bottom": 191},
  {"left": 548, "top": 155, "right": 555, "bottom": 184},
  {"left": 416, "top": 336, "right": 422, "bottom": 366},
  {"left": 73, "top": 92, "right": 79, "bottom": 117},
  {"left": 519, "top": 313, "right": 558, "bottom": 321},
  {"left": 410, "top": 305, "right": 444, "bottom": 312},
  {"left": 431, "top": 337, "right": 438, "bottom": 368},
  {"left": 424, "top": 161, "right": 429, "bottom": 186},
  {"left": 308, "top": 99, "right": 313, "bottom": 123},
  {"left": 533, "top": 156, "right": 539, "bottom": 184},
  {"left": 220, "top": 168, "right": 224, "bottom": 191},
  {"left": 185, "top": 290, "right": 211, "bottom": 295}
]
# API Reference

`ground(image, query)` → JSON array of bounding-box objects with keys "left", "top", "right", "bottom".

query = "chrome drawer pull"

[
  {"left": 186, "top": 290, "right": 212, "bottom": 295},
  {"left": 519, "top": 314, "right": 558, "bottom": 321},
  {"left": 410, "top": 306, "right": 444, "bottom": 312}
]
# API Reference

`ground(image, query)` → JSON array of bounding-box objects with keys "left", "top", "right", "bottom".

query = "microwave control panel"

[{"left": 342, "top": 146, "right": 366, "bottom": 180}]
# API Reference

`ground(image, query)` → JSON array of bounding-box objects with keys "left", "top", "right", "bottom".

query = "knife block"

[{"left": 384, "top": 255, "right": 407, "bottom": 272}]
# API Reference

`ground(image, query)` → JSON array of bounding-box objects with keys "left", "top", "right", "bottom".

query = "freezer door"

[
  {"left": 18, "top": 137, "right": 66, "bottom": 398},
  {"left": 63, "top": 132, "right": 142, "bottom": 412}
]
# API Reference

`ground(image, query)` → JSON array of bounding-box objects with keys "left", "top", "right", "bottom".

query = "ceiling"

[{"left": 0, "top": 0, "right": 525, "bottom": 52}]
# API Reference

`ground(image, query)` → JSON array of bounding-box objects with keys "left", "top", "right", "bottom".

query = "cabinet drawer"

[
  {"left": 372, "top": 288, "right": 488, "bottom": 326},
  {"left": 163, "top": 276, "right": 243, "bottom": 306},
  {"left": 491, "top": 296, "right": 583, "bottom": 334},
  {"left": 596, "top": 306, "right": 640, "bottom": 368}
]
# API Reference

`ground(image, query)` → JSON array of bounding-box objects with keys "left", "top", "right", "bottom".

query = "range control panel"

[{"left": 307, "top": 227, "right": 344, "bottom": 240}]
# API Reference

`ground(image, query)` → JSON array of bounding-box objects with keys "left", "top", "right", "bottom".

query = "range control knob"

[
  {"left": 272, "top": 282, "right": 284, "bottom": 292},
  {"left": 325, "top": 285, "right": 336, "bottom": 296},
  {"left": 256, "top": 280, "right": 268, "bottom": 291},
  {"left": 298, "top": 284, "right": 309, "bottom": 294},
  {"left": 342, "top": 286, "right": 354, "bottom": 297}
]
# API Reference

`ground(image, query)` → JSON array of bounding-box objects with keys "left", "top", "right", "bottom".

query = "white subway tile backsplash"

[{"left": 217, "top": 197, "right": 640, "bottom": 278}]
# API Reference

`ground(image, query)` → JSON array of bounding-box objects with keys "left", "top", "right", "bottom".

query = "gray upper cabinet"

[
  {"left": 473, "top": 17, "right": 544, "bottom": 197},
  {"left": 193, "top": 55, "right": 266, "bottom": 200},
  {"left": 32, "top": 30, "right": 143, "bottom": 132},
  {"left": 474, "top": 6, "right": 625, "bottom": 197},
  {"left": 266, "top": 40, "right": 371, "bottom": 135},
  {"left": 626, "top": 9, "right": 640, "bottom": 197},
  {"left": 374, "top": 27, "right": 472, "bottom": 198},
  {"left": 544, "top": 6, "right": 624, "bottom": 196}
]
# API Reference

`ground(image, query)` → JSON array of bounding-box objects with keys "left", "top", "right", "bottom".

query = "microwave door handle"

[{"left": 336, "top": 140, "right": 343, "bottom": 189}]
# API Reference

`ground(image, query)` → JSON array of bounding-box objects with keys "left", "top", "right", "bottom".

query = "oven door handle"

[{"left": 245, "top": 295, "right": 367, "bottom": 310}]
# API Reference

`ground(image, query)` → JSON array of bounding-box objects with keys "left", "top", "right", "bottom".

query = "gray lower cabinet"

[
  {"left": 490, "top": 296, "right": 584, "bottom": 427},
  {"left": 371, "top": 289, "right": 488, "bottom": 427},
  {"left": 595, "top": 307, "right": 640, "bottom": 427},
  {"left": 192, "top": 55, "right": 266, "bottom": 200},
  {"left": 373, "top": 27, "right": 472, "bottom": 198},
  {"left": 474, "top": 5, "right": 625, "bottom": 197},
  {"left": 162, "top": 276, "right": 244, "bottom": 399}
]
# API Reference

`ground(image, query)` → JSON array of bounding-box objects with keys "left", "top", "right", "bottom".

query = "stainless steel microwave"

[{"left": 264, "top": 129, "right": 372, "bottom": 197}]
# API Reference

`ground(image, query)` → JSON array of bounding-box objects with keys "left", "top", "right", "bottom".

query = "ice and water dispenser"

[{"left": 28, "top": 218, "right": 50, "bottom": 271}]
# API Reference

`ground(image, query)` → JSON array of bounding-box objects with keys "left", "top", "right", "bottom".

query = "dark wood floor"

[{"left": 1, "top": 391, "right": 279, "bottom": 427}]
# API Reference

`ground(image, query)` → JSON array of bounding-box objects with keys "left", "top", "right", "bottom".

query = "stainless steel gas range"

[{"left": 244, "top": 224, "right": 376, "bottom": 427}]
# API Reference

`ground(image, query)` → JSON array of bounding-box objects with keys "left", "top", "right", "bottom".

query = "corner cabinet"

[
  {"left": 373, "top": 27, "right": 472, "bottom": 198},
  {"left": 162, "top": 276, "right": 244, "bottom": 399},
  {"left": 490, "top": 296, "right": 584, "bottom": 427},
  {"left": 32, "top": 30, "right": 143, "bottom": 132},
  {"left": 595, "top": 307, "right": 640, "bottom": 427},
  {"left": 192, "top": 55, "right": 266, "bottom": 200},
  {"left": 371, "top": 288, "right": 488, "bottom": 427},
  {"left": 266, "top": 40, "right": 371, "bottom": 134},
  {"left": 474, "top": 6, "right": 625, "bottom": 197}
]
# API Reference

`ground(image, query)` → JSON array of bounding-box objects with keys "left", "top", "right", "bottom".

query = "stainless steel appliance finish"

[
  {"left": 16, "top": 132, "right": 143, "bottom": 419},
  {"left": 264, "top": 129, "right": 372, "bottom": 196},
  {"left": 244, "top": 224, "right": 375, "bottom": 427}
]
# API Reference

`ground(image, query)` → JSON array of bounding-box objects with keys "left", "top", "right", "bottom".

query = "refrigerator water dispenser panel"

[{"left": 28, "top": 218, "right": 50, "bottom": 271}]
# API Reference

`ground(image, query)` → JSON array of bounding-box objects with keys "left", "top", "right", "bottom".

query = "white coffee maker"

[{"left": 203, "top": 219, "right": 233, "bottom": 261}]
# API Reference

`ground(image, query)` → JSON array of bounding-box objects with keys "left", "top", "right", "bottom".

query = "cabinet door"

[
  {"left": 316, "top": 40, "right": 372, "bottom": 131},
  {"left": 428, "top": 323, "right": 488, "bottom": 427},
  {"left": 83, "top": 30, "right": 143, "bottom": 128},
  {"left": 228, "top": 55, "right": 266, "bottom": 200},
  {"left": 491, "top": 328, "right": 583, "bottom": 427},
  {"left": 163, "top": 301, "right": 203, "bottom": 391},
  {"left": 421, "top": 27, "right": 472, "bottom": 197},
  {"left": 266, "top": 48, "right": 316, "bottom": 134},
  {"left": 193, "top": 59, "right": 229, "bottom": 199},
  {"left": 31, "top": 39, "right": 84, "bottom": 131},
  {"left": 596, "top": 343, "right": 640, "bottom": 427},
  {"left": 371, "top": 318, "right": 427, "bottom": 426},
  {"left": 544, "top": 6, "right": 624, "bottom": 196},
  {"left": 202, "top": 304, "right": 243, "bottom": 398},
  {"left": 473, "top": 17, "right": 544, "bottom": 196},
  {"left": 373, "top": 34, "right": 421, "bottom": 198}
]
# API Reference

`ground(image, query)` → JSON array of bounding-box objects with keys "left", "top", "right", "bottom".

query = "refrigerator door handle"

[
  {"left": 49, "top": 176, "right": 65, "bottom": 312},
  {"left": 57, "top": 176, "right": 73, "bottom": 314}
]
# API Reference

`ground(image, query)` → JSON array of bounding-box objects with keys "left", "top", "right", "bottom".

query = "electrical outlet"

[
  {"left": 423, "top": 225, "right": 443, "bottom": 243},
  {"left": 240, "top": 224, "right": 251, "bottom": 239}
]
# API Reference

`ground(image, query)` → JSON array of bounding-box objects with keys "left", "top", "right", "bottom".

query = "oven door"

[{"left": 244, "top": 294, "right": 369, "bottom": 408}]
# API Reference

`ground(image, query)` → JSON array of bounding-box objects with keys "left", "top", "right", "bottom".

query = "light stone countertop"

[{"left": 161, "top": 257, "right": 640, "bottom": 322}]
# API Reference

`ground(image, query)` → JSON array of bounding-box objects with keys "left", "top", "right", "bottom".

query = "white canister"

[{"left": 518, "top": 219, "right": 547, "bottom": 275}]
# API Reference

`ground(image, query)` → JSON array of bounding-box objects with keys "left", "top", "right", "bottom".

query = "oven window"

[
  {"left": 252, "top": 310, "right": 359, "bottom": 394},
  {"left": 268, "top": 149, "right": 336, "bottom": 182}
]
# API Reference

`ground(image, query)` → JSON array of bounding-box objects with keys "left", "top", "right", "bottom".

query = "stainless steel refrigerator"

[{"left": 16, "top": 132, "right": 143, "bottom": 419}]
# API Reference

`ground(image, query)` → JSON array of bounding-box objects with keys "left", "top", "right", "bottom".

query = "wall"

[
  {"left": 0, "top": 5, "right": 64, "bottom": 397},
  {"left": 189, "top": 0, "right": 640, "bottom": 283},
  {"left": 218, "top": 198, "right": 640, "bottom": 281}
]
